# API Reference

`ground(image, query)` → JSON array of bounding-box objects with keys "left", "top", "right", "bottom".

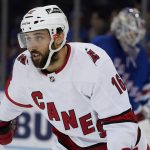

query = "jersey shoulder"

[
  {"left": 68, "top": 42, "right": 113, "bottom": 67},
  {"left": 91, "top": 35, "right": 119, "bottom": 55},
  {"left": 6, "top": 50, "right": 33, "bottom": 108},
  {"left": 67, "top": 42, "right": 115, "bottom": 85},
  {"left": 91, "top": 34, "right": 115, "bottom": 45},
  {"left": 16, "top": 50, "right": 30, "bottom": 66},
  {"left": 12, "top": 50, "right": 34, "bottom": 82}
]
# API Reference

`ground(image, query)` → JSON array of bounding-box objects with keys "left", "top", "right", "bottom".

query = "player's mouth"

[
  {"left": 32, "top": 53, "right": 40, "bottom": 57},
  {"left": 31, "top": 53, "right": 42, "bottom": 60}
]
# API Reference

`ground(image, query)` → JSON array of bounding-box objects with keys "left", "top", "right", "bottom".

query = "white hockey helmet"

[
  {"left": 18, "top": 5, "right": 69, "bottom": 69},
  {"left": 111, "top": 7, "right": 145, "bottom": 48}
]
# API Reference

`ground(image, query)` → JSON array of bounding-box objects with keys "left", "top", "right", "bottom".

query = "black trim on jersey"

[{"left": 135, "top": 127, "right": 141, "bottom": 147}]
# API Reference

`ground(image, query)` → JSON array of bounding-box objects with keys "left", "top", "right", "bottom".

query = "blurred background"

[{"left": 0, "top": 0, "right": 150, "bottom": 149}]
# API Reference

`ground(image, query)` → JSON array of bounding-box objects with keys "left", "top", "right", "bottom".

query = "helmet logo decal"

[{"left": 46, "top": 7, "right": 62, "bottom": 14}]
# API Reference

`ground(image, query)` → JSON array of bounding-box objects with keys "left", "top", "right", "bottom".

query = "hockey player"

[
  {"left": 91, "top": 7, "right": 150, "bottom": 121},
  {"left": 0, "top": 5, "right": 149, "bottom": 150}
]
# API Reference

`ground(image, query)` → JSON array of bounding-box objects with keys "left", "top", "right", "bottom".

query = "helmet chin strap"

[{"left": 41, "top": 36, "right": 67, "bottom": 70}]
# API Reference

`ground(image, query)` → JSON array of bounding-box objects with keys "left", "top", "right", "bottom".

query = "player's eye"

[
  {"left": 36, "top": 36, "right": 44, "bottom": 41},
  {"left": 25, "top": 36, "right": 31, "bottom": 42}
]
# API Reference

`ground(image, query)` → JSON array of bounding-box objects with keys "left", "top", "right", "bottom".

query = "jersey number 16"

[{"left": 112, "top": 74, "right": 126, "bottom": 95}]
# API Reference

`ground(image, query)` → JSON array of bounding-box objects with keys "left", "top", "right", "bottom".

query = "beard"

[
  {"left": 31, "top": 50, "right": 58, "bottom": 68},
  {"left": 31, "top": 50, "right": 49, "bottom": 68}
]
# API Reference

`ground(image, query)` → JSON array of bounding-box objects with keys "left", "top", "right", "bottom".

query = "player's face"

[{"left": 25, "top": 29, "right": 51, "bottom": 68}]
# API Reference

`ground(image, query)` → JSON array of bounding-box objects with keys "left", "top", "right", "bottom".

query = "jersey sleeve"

[
  {"left": 90, "top": 44, "right": 131, "bottom": 118},
  {"left": 0, "top": 94, "right": 24, "bottom": 121},
  {"left": 0, "top": 55, "right": 32, "bottom": 121}
]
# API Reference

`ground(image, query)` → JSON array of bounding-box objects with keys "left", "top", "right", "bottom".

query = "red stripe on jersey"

[
  {"left": 0, "top": 121, "right": 9, "bottom": 127},
  {"left": 55, "top": 44, "right": 71, "bottom": 74},
  {"left": 99, "top": 108, "right": 137, "bottom": 125},
  {"left": 147, "top": 145, "right": 150, "bottom": 150},
  {"left": 52, "top": 126, "right": 107, "bottom": 150},
  {"left": 5, "top": 78, "right": 33, "bottom": 108}
]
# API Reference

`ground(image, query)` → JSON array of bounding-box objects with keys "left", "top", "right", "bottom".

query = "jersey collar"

[{"left": 41, "top": 43, "right": 71, "bottom": 75}]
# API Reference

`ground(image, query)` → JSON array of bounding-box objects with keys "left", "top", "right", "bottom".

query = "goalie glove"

[{"left": 0, "top": 119, "right": 17, "bottom": 145}]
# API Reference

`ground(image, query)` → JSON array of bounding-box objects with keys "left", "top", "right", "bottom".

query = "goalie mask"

[
  {"left": 18, "top": 5, "right": 69, "bottom": 69},
  {"left": 111, "top": 7, "right": 145, "bottom": 56}
]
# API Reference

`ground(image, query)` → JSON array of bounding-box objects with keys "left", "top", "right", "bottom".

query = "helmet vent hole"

[
  {"left": 25, "top": 16, "right": 33, "bottom": 18},
  {"left": 40, "top": 20, "right": 44, "bottom": 22},
  {"left": 57, "top": 27, "right": 63, "bottom": 34},
  {"left": 51, "top": 29, "right": 54, "bottom": 34},
  {"left": 34, "top": 21, "right": 39, "bottom": 24}
]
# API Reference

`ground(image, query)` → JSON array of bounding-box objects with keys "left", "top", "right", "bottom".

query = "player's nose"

[{"left": 27, "top": 40, "right": 38, "bottom": 51}]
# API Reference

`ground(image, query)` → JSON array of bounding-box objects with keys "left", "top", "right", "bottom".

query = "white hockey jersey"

[{"left": 0, "top": 42, "right": 133, "bottom": 148}]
